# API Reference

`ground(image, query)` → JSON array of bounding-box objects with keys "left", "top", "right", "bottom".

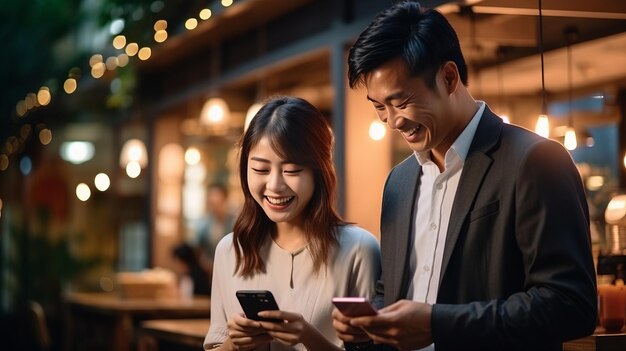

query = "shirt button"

[
  {"left": 423, "top": 265, "right": 430, "bottom": 272},
  {"left": 436, "top": 183, "right": 443, "bottom": 190},
  {"left": 430, "top": 223, "right": 437, "bottom": 230}
]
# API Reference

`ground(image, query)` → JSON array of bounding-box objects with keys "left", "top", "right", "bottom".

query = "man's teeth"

[
  {"left": 402, "top": 126, "right": 419, "bottom": 137},
  {"left": 266, "top": 196, "right": 293, "bottom": 205}
]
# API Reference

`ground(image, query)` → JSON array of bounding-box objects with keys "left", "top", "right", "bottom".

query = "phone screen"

[{"left": 236, "top": 290, "right": 282, "bottom": 322}]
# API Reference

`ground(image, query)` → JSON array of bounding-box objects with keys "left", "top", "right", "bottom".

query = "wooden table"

[
  {"left": 563, "top": 327, "right": 626, "bottom": 351},
  {"left": 138, "top": 318, "right": 210, "bottom": 351},
  {"left": 65, "top": 292, "right": 210, "bottom": 351}
]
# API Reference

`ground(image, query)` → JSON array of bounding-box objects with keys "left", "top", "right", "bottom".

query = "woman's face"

[{"left": 247, "top": 136, "right": 315, "bottom": 227}]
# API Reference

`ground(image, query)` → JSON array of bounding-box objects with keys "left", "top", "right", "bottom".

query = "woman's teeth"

[{"left": 266, "top": 196, "right": 293, "bottom": 205}]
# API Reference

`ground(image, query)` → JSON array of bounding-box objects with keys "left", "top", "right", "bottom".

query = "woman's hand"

[
  {"left": 256, "top": 310, "right": 309, "bottom": 346},
  {"left": 225, "top": 313, "right": 273, "bottom": 350},
  {"left": 253, "top": 310, "right": 343, "bottom": 351}
]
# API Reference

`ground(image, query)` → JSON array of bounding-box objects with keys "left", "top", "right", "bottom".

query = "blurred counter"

[
  {"left": 138, "top": 318, "right": 210, "bottom": 351},
  {"left": 65, "top": 292, "right": 210, "bottom": 351},
  {"left": 563, "top": 327, "right": 626, "bottom": 351}
]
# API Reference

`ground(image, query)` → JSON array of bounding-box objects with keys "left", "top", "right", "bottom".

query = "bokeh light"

[{"left": 76, "top": 183, "right": 91, "bottom": 201}]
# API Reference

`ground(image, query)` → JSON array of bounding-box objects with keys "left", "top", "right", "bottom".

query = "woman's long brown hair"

[{"left": 233, "top": 96, "right": 346, "bottom": 278}]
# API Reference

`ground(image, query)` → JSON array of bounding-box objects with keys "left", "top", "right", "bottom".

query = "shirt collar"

[{"left": 414, "top": 101, "right": 485, "bottom": 166}]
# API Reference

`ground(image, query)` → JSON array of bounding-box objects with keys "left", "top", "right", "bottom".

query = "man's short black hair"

[{"left": 348, "top": 0, "right": 467, "bottom": 89}]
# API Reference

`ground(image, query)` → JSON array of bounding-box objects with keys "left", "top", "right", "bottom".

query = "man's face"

[{"left": 365, "top": 58, "right": 455, "bottom": 156}]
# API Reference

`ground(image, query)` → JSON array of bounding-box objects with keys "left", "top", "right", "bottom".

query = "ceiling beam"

[
  {"left": 471, "top": 0, "right": 626, "bottom": 20},
  {"left": 447, "top": 12, "right": 537, "bottom": 47}
]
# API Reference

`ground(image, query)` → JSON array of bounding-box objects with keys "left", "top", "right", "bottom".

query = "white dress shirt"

[{"left": 407, "top": 101, "right": 485, "bottom": 351}]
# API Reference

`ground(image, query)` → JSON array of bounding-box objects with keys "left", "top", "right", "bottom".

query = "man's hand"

[
  {"left": 332, "top": 307, "right": 373, "bottom": 343},
  {"left": 350, "top": 300, "right": 433, "bottom": 351}
]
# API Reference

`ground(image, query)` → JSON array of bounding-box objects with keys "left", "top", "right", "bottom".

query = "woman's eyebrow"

[{"left": 250, "top": 157, "right": 270, "bottom": 163}]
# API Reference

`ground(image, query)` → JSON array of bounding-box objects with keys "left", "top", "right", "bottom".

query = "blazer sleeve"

[{"left": 431, "top": 139, "right": 597, "bottom": 350}]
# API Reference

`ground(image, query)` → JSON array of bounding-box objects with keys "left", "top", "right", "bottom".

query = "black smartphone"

[
  {"left": 236, "top": 290, "right": 282, "bottom": 323},
  {"left": 332, "top": 297, "right": 378, "bottom": 317}
]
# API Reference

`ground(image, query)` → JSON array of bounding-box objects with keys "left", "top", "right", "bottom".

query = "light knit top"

[{"left": 203, "top": 225, "right": 381, "bottom": 351}]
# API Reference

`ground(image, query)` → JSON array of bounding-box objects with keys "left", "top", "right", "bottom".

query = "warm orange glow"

[
  {"left": 105, "top": 56, "right": 118, "bottom": 70},
  {"left": 91, "top": 62, "right": 106, "bottom": 78},
  {"left": 25, "top": 93, "right": 36, "bottom": 109},
  {"left": 138, "top": 47, "right": 151, "bottom": 60},
  {"left": 89, "top": 54, "right": 103, "bottom": 67},
  {"left": 154, "top": 30, "right": 168, "bottom": 43},
  {"left": 64, "top": 78, "right": 77, "bottom": 94},
  {"left": 120, "top": 139, "right": 148, "bottom": 168},
  {"left": 117, "top": 53, "right": 129, "bottom": 67},
  {"left": 113, "top": 35, "right": 126, "bottom": 49},
  {"left": 185, "top": 18, "right": 198, "bottom": 30},
  {"left": 184, "top": 147, "right": 201, "bottom": 166},
  {"left": 39, "top": 128, "right": 52, "bottom": 145},
  {"left": 125, "top": 43, "right": 139, "bottom": 56},
  {"left": 159, "top": 143, "right": 185, "bottom": 181},
  {"left": 154, "top": 19, "right": 167, "bottom": 31},
  {"left": 16, "top": 100, "right": 26, "bottom": 116},
  {"left": 535, "top": 114, "right": 550, "bottom": 138},
  {"left": 369, "top": 120, "right": 386, "bottom": 141},
  {"left": 564, "top": 127, "right": 577, "bottom": 151},
  {"left": 199, "top": 9, "right": 212, "bottom": 20},
  {"left": 0, "top": 154, "right": 8, "bottom": 171}
]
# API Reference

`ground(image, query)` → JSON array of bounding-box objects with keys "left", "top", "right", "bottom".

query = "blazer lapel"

[{"left": 439, "top": 108, "right": 502, "bottom": 287}]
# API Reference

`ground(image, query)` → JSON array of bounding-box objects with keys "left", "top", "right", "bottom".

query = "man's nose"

[{"left": 385, "top": 107, "right": 403, "bottom": 130}]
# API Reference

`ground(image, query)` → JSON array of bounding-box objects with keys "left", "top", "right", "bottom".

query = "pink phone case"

[{"left": 332, "top": 297, "right": 378, "bottom": 317}]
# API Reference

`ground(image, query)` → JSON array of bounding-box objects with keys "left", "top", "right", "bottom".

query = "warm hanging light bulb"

[
  {"left": 199, "top": 97, "right": 230, "bottom": 135},
  {"left": 369, "top": 120, "right": 386, "bottom": 141},
  {"left": 200, "top": 97, "right": 230, "bottom": 126},
  {"left": 564, "top": 127, "right": 577, "bottom": 150},
  {"left": 120, "top": 138, "right": 148, "bottom": 168},
  {"left": 534, "top": 114, "right": 550, "bottom": 137}
]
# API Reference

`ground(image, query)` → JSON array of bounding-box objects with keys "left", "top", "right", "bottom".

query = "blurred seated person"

[
  {"left": 172, "top": 243, "right": 211, "bottom": 296},
  {"left": 191, "top": 182, "right": 237, "bottom": 274}
]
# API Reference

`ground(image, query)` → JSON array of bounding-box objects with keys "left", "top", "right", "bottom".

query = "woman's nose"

[{"left": 266, "top": 171, "right": 286, "bottom": 191}]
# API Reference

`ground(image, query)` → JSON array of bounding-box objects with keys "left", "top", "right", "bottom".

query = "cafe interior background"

[{"left": 0, "top": 0, "right": 625, "bottom": 349}]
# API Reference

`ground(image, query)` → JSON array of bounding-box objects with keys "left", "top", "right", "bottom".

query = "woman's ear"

[{"left": 441, "top": 61, "right": 459, "bottom": 94}]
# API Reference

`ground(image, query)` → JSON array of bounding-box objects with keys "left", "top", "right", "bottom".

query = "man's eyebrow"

[{"left": 367, "top": 92, "right": 404, "bottom": 104}]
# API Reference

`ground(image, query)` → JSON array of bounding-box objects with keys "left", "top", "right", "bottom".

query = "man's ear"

[{"left": 441, "top": 61, "right": 459, "bottom": 94}]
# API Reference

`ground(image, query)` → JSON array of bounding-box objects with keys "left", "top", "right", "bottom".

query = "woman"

[{"left": 204, "top": 96, "right": 381, "bottom": 351}]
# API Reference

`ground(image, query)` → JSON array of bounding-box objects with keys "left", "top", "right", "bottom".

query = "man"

[
  {"left": 332, "top": 1, "right": 597, "bottom": 350},
  {"left": 192, "top": 183, "right": 237, "bottom": 274}
]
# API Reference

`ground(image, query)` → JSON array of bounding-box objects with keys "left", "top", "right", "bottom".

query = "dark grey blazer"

[{"left": 374, "top": 107, "right": 597, "bottom": 351}]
